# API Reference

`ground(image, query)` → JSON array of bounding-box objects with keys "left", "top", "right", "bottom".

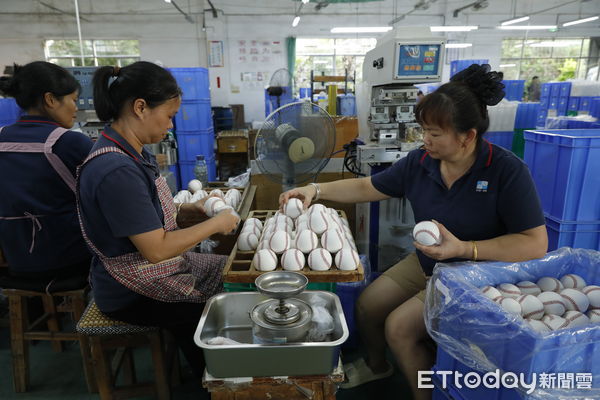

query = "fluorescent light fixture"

[
  {"left": 501, "top": 16, "right": 530, "bottom": 26},
  {"left": 292, "top": 15, "right": 300, "bottom": 27},
  {"left": 530, "top": 40, "right": 577, "bottom": 48},
  {"left": 499, "top": 63, "right": 516, "bottom": 67},
  {"left": 330, "top": 26, "right": 393, "bottom": 33},
  {"left": 562, "top": 16, "right": 599, "bottom": 27},
  {"left": 302, "top": 0, "right": 310, "bottom": 3},
  {"left": 430, "top": 25, "right": 478, "bottom": 32},
  {"left": 498, "top": 25, "right": 557, "bottom": 30},
  {"left": 446, "top": 43, "right": 473, "bottom": 48},
  {"left": 164, "top": 0, "right": 172, "bottom": 2}
]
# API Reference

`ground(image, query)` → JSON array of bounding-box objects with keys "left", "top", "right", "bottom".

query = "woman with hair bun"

[
  {"left": 77, "top": 61, "right": 239, "bottom": 378},
  {"left": 0, "top": 61, "right": 92, "bottom": 286},
  {"left": 279, "top": 64, "right": 547, "bottom": 398}
]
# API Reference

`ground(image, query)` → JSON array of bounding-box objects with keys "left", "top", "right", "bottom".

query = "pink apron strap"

[{"left": 44, "top": 127, "right": 76, "bottom": 193}]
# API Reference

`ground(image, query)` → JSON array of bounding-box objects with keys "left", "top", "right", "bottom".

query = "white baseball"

[
  {"left": 526, "top": 319, "right": 551, "bottom": 334},
  {"left": 267, "top": 231, "right": 291, "bottom": 254},
  {"left": 237, "top": 232, "right": 259, "bottom": 251},
  {"left": 224, "top": 195, "right": 239, "bottom": 208},
  {"left": 335, "top": 248, "right": 359, "bottom": 271},
  {"left": 561, "top": 288, "right": 589, "bottom": 312},
  {"left": 412, "top": 221, "right": 441, "bottom": 246},
  {"left": 563, "top": 311, "right": 590, "bottom": 328},
  {"left": 296, "top": 213, "right": 309, "bottom": 228},
  {"left": 190, "top": 189, "right": 208, "bottom": 203},
  {"left": 243, "top": 218, "right": 263, "bottom": 231},
  {"left": 308, "top": 211, "right": 331, "bottom": 235},
  {"left": 274, "top": 214, "right": 293, "bottom": 227},
  {"left": 517, "top": 294, "right": 545, "bottom": 320},
  {"left": 256, "top": 241, "right": 270, "bottom": 251},
  {"left": 537, "top": 292, "right": 567, "bottom": 316},
  {"left": 481, "top": 286, "right": 502, "bottom": 300},
  {"left": 308, "top": 203, "right": 327, "bottom": 215},
  {"left": 542, "top": 314, "right": 569, "bottom": 331},
  {"left": 225, "top": 189, "right": 241, "bottom": 202},
  {"left": 582, "top": 285, "right": 600, "bottom": 310},
  {"left": 204, "top": 197, "right": 227, "bottom": 217},
  {"left": 209, "top": 189, "right": 224, "bottom": 198},
  {"left": 294, "top": 230, "right": 319, "bottom": 254},
  {"left": 187, "top": 179, "right": 202, "bottom": 193},
  {"left": 495, "top": 297, "right": 522, "bottom": 315},
  {"left": 496, "top": 283, "right": 521, "bottom": 299},
  {"left": 173, "top": 190, "right": 192, "bottom": 204},
  {"left": 241, "top": 224, "right": 262, "bottom": 238},
  {"left": 296, "top": 221, "right": 309, "bottom": 233},
  {"left": 587, "top": 309, "right": 600, "bottom": 323},
  {"left": 537, "top": 277, "right": 564, "bottom": 293},
  {"left": 281, "top": 249, "right": 305, "bottom": 271},
  {"left": 560, "top": 274, "right": 587, "bottom": 290},
  {"left": 321, "top": 229, "right": 345, "bottom": 253},
  {"left": 308, "top": 248, "right": 332, "bottom": 271},
  {"left": 516, "top": 281, "right": 541, "bottom": 296},
  {"left": 283, "top": 198, "right": 304, "bottom": 219},
  {"left": 253, "top": 249, "right": 278, "bottom": 271}
]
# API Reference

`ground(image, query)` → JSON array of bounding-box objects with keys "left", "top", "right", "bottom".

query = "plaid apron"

[{"left": 76, "top": 146, "right": 225, "bottom": 303}]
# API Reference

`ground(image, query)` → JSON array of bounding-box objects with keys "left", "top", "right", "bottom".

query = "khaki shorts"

[{"left": 382, "top": 252, "right": 429, "bottom": 302}]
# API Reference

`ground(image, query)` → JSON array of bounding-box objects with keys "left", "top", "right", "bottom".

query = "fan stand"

[{"left": 282, "top": 159, "right": 296, "bottom": 192}]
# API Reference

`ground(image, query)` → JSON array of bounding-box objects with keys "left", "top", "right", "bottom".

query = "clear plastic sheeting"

[{"left": 425, "top": 247, "right": 600, "bottom": 399}]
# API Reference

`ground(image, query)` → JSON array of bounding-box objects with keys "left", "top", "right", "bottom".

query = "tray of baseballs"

[
  {"left": 480, "top": 273, "right": 600, "bottom": 334},
  {"left": 223, "top": 201, "right": 364, "bottom": 283},
  {"left": 173, "top": 179, "right": 248, "bottom": 216}
]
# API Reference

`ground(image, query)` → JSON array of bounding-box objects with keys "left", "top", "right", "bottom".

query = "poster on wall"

[{"left": 209, "top": 41, "right": 224, "bottom": 67}]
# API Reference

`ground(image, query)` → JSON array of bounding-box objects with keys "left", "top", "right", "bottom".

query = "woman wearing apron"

[
  {"left": 0, "top": 61, "right": 93, "bottom": 287},
  {"left": 77, "top": 62, "right": 239, "bottom": 378}
]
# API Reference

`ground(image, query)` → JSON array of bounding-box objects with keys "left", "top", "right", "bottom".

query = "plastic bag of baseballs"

[
  {"left": 195, "top": 238, "right": 219, "bottom": 254},
  {"left": 424, "top": 247, "right": 600, "bottom": 399},
  {"left": 225, "top": 168, "right": 250, "bottom": 188}
]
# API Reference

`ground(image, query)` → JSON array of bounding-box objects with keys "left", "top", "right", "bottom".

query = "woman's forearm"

[{"left": 317, "top": 177, "right": 389, "bottom": 203}]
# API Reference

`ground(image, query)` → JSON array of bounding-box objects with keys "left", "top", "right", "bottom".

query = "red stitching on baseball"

[
  {"left": 562, "top": 294, "right": 579, "bottom": 311},
  {"left": 294, "top": 250, "right": 303, "bottom": 269},
  {"left": 415, "top": 229, "right": 439, "bottom": 244},
  {"left": 568, "top": 275, "right": 578, "bottom": 288}
]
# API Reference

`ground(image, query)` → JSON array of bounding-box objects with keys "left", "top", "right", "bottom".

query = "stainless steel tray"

[{"left": 194, "top": 291, "right": 349, "bottom": 378}]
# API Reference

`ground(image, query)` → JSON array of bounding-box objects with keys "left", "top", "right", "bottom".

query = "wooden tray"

[{"left": 222, "top": 210, "right": 364, "bottom": 283}]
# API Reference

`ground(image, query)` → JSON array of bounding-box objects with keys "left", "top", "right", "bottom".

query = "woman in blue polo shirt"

[
  {"left": 78, "top": 62, "right": 239, "bottom": 378},
  {"left": 0, "top": 61, "right": 93, "bottom": 287},
  {"left": 279, "top": 64, "right": 547, "bottom": 399}
]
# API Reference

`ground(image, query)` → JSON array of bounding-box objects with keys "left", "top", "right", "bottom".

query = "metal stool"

[{"left": 77, "top": 300, "right": 179, "bottom": 400}]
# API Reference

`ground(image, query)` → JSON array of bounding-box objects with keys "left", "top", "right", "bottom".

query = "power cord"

[{"left": 342, "top": 138, "right": 366, "bottom": 177}]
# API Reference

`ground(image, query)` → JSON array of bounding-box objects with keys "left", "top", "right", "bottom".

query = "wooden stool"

[
  {"left": 202, "top": 358, "right": 345, "bottom": 400},
  {"left": 76, "top": 300, "right": 177, "bottom": 400},
  {"left": 3, "top": 285, "right": 96, "bottom": 393}
]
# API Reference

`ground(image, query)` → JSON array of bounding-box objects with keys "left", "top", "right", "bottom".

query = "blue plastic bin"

[
  {"left": 579, "top": 97, "right": 593, "bottom": 112},
  {"left": 502, "top": 80, "right": 525, "bottom": 101},
  {"left": 212, "top": 106, "right": 234, "bottom": 132},
  {"left": 0, "top": 98, "right": 21, "bottom": 124},
  {"left": 591, "top": 98, "right": 600, "bottom": 119},
  {"left": 168, "top": 67, "right": 210, "bottom": 100},
  {"left": 485, "top": 131, "right": 514, "bottom": 150},
  {"left": 429, "top": 248, "right": 600, "bottom": 399},
  {"left": 540, "top": 83, "right": 551, "bottom": 99},
  {"left": 523, "top": 129, "right": 600, "bottom": 221},
  {"left": 559, "top": 82, "right": 572, "bottom": 97},
  {"left": 179, "top": 157, "right": 216, "bottom": 185},
  {"left": 549, "top": 82, "right": 560, "bottom": 98},
  {"left": 450, "top": 60, "right": 488, "bottom": 77},
  {"left": 545, "top": 215, "right": 600, "bottom": 251},
  {"left": 557, "top": 98, "right": 568, "bottom": 116},
  {"left": 337, "top": 94, "right": 356, "bottom": 116},
  {"left": 568, "top": 97, "right": 580, "bottom": 111},
  {"left": 176, "top": 128, "right": 215, "bottom": 162},
  {"left": 174, "top": 100, "right": 212, "bottom": 133}
]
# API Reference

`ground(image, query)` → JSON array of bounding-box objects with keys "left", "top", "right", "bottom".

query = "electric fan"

[
  {"left": 266, "top": 68, "right": 293, "bottom": 114},
  {"left": 255, "top": 101, "right": 336, "bottom": 191}
]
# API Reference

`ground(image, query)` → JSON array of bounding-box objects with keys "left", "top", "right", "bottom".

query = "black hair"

[
  {"left": 415, "top": 64, "right": 504, "bottom": 145},
  {"left": 417, "top": 90, "right": 424, "bottom": 96},
  {"left": 532, "top": 76, "right": 539, "bottom": 80},
  {"left": 92, "top": 61, "right": 181, "bottom": 122},
  {"left": 0, "top": 61, "right": 80, "bottom": 110}
]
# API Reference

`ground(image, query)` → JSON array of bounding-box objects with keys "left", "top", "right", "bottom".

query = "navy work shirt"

[
  {"left": 371, "top": 141, "right": 545, "bottom": 276},
  {"left": 78, "top": 126, "right": 164, "bottom": 312},
  {"left": 0, "top": 116, "right": 93, "bottom": 272}
]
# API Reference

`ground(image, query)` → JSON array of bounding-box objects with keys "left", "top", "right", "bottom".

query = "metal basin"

[{"left": 194, "top": 291, "right": 349, "bottom": 378}]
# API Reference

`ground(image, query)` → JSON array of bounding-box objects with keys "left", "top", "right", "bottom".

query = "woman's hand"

[
  {"left": 279, "top": 185, "right": 317, "bottom": 211},
  {"left": 413, "top": 220, "right": 470, "bottom": 261},
  {"left": 190, "top": 194, "right": 220, "bottom": 215},
  {"left": 213, "top": 208, "right": 240, "bottom": 235}
]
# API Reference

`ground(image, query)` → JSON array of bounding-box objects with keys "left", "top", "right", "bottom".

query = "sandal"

[{"left": 340, "top": 358, "right": 394, "bottom": 389}]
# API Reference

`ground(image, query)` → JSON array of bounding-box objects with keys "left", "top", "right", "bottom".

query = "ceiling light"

[
  {"left": 292, "top": 15, "right": 300, "bottom": 27},
  {"left": 164, "top": 0, "right": 172, "bottom": 2},
  {"left": 446, "top": 43, "right": 473, "bottom": 48},
  {"left": 430, "top": 26, "right": 478, "bottom": 32},
  {"left": 302, "top": 0, "right": 310, "bottom": 3},
  {"left": 498, "top": 25, "right": 557, "bottom": 30},
  {"left": 499, "top": 63, "right": 516, "bottom": 67},
  {"left": 330, "top": 27, "right": 393, "bottom": 33},
  {"left": 562, "top": 16, "right": 599, "bottom": 27},
  {"left": 501, "top": 16, "right": 530, "bottom": 26}
]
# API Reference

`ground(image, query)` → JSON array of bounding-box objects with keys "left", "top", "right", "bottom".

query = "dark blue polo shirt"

[
  {"left": 371, "top": 141, "right": 545, "bottom": 276},
  {"left": 78, "top": 125, "right": 164, "bottom": 312},
  {"left": 0, "top": 116, "right": 93, "bottom": 273}
]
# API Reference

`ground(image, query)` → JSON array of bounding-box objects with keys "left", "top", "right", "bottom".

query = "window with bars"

[{"left": 44, "top": 39, "right": 140, "bottom": 67}]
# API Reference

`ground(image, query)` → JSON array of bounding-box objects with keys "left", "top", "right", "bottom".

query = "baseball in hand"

[
  {"left": 412, "top": 221, "right": 442, "bottom": 246},
  {"left": 283, "top": 198, "right": 304, "bottom": 219}
]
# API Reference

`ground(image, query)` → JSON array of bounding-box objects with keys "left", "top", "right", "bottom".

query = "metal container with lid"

[{"left": 250, "top": 271, "right": 313, "bottom": 344}]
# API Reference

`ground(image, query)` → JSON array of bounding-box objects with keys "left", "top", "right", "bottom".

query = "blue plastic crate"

[
  {"left": 523, "top": 129, "right": 600, "bottom": 221},
  {"left": 591, "top": 98, "right": 600, "bottom": 119},
  {"left": 516, "top": 103, "right": 540, "bottom": 129},
  {"left": 548, "top": 97, "right": 559, "bottom": 111},
  {"left": 174, "top": 100, "right": 212, "bottom": 132},
  {"left": 545, "top": 215, "right": 600, "bottom": 251},
  {"left": 568, "top": 97, "right": 580, "bottom": 111},
  {"left": 337, "top": 94, "right": 356, "bottom": 116},
  {"left": 179, "top": 158, "right": 216, "bottom": 185},
  {"left": 539, "top": 97, "right": 549, "bottom": 110},
  {"left": 430, "top": 248, "right": 600, "bottom": 398},
  {"left": 0, "top": 98, "right": 21, "bottom": 123},
  {"left": 579, "top": 97, "right": 593, "bottom": 112},
  {"left": 176, "top": 128, "right": 215, "bottom": 162},
  {"left": 485, "top": 131, "right": 513, "bottom": 150},
  {"left": 549, "top": 82, "right": 560, "bottom": 98},
  {"left": 501, "top": 80, "right": 525, "bottom": 101},
  {"left": 557, "top": 98, "right": 568, "bottom": 116},
  {"left": 559, "top": 82, "right": 572, "bottom": 97},
  {"left": 540, "top": 83, "right": 551, "bottom": 99},
  {"left": 168, "top": 67, "right": 210, "bottom": 100},
  {"left": 535, "top": 111, "right": 548, "bottom": 128}
]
